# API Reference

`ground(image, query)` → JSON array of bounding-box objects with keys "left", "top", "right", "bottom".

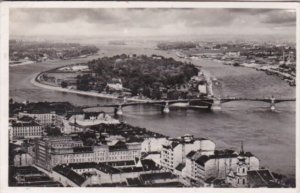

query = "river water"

[{"left": 9, "top": 43, "right": 296, "bottom": 178}]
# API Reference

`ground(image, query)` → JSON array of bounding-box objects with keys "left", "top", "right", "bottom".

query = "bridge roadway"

[{"left": 78, "top": 97, "right": 295, "bottom": 115}]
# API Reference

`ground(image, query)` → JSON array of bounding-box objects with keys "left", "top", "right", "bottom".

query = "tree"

[
  {"left": 45, "top": 126, "right": 62, "bottom": 136},
  {"left": 61, "top": 81, "right": 68, "bottom": 88}
]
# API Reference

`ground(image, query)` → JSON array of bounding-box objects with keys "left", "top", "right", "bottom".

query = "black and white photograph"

[{"left": 1, "top": 1, "right": 299, "bottom": 190}]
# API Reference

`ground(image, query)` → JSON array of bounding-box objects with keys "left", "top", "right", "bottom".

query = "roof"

[
  {"left": 126, "top": 178, "right": 142, "bottom": 187},
  {"left": 12, "top": 121, "right": 41, "bottom": 127},
  {"left": 144, "top": 182, "right": 184, "bottom": 187},
  {"left": 14, "top": 166, "right": 42, "bottom": 175},
  {"left": 247, "top": 169, "right": 279, "bottom": 187},
  {"left": 106, "top": 160, "right": 135, "bottom": 167},
  {"left": 56, "top": 162, "right": 123, "bottom": 175},
  {"left": 141, "top": 159, "right": 161, "bottom": 171},
  {"left": 186, "top": 151, "right": 196, "bottom": 159},
  {"left": 139, "top": 172, "right": 177, "bottom": 182},
  {"left": 95, "top": 163, "right": 121, "bottom": 174},
  {"left": 108, "top": 141, "right": 128, "bottom": 152},
  {"left": 18, "top": 116, "right": 35, "bottom": 122},
  {"left": 53, "top": 165, "right": 86, "bottom": 186},
  {"left": 73, "top": 146, "right": 93, "bottom": 153},
  {"left": 163, "top": 136, "right": 209, "bottom": 150},
  {"left": 195, "top": 150, "right": 239, "bottom": 166},
  {"left": 195, "top": 155, "right": 210, "bottom": 166},
  {"left": 175, "top": 163, "right": 185, "bottom": 172},
  {"left": 67, "top": 162, "right": 97, "bottom": 169},
  {"left": 120, "top": 167, "right": 144, "bottom": 173}
]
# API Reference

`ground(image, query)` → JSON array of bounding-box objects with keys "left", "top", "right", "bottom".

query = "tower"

[{"left": 235, "top": 141, "right": 248, "bottom": 187}]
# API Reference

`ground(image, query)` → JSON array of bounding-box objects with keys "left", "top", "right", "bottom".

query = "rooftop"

[
  {"left": 126, "top": 178, "right": 142, "bottom": 187},
  {"left": 53, "top": 165, "right": 86, "bottom": 186},
  {"left": 18, "top": 116, "right": 35, "bottom": 122},
  {"left": 163, "top": 135, "right": 209, "bottom": 149},
  {"left": 11, "top": 166, "right": 62, "bottom": 187},
  {"left": 175, "top": 163, "right": 186, "bottom": 172},
  {"left": 139, "top": 172, "right": 177, "bottom": 182},
  {"left": 247, "top": 169, "right": 279, "bottom": 187},
  {"left": 95, "top": 163, "right": 121, "bottom": 174},
  {"left": 73, "top": 146, "right": 93, "bottom": 153},
  {"left": 12, "top": 121, "right": 41, "bottom": 127},
  {"left": 141, "top": 159, "right": 161, "bottom": 171},
  {"left": 195, "top": 150, "right": 239, "bottom": 166}
]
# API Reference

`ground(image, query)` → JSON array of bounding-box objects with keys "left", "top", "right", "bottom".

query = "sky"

[{"left": 9, "top": 8, "right": 296, "bottom": 40}]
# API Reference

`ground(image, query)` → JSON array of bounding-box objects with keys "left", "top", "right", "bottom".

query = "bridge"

[{"left": 78, "top": 96, "right": 295, "bottom": 116}]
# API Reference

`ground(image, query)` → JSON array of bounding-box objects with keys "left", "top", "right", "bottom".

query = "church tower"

[{"left": 235, "top": 141, "right": 248, "bottom": 187}]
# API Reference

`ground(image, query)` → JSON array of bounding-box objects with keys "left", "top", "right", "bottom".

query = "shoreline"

[{"left": 31, "top": 73, "right": 149, "bottom": 103}]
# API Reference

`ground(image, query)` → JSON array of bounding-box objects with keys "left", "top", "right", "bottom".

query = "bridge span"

[{"left": 78, "top": 96, "right": 295, "bottom": 115}]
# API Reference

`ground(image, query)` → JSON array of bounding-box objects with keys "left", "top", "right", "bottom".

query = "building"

[
  {"left": 226, "top": 51, "right": 240, "bottom": 58},
  {"left": 62, "top": 112, "right": 119, "bottom": 133},
  {"left": 34, "top": 136, "right": 83, "bottom": 171},
  {"left": 10, "top": 166, "right": 62, "bottom": 187},
  {"left": 50, "top": 161, "right": 163, "bottom": 187},
  {"left": 34, "top": 137, "right": 142, "bottom": 171},
  {"left": 187, "top": 149, "right": 259, "bottom": 185},
  {"left": 160, "top": 134, "right": 215, "bottom": 171},
  {"left": 13, "top": 153, "right": 33, "bottom": 167},
  {"left": 107, "top": 78, "right": 123, "bottom": 91},
  {"left": 19, "top": 111, "right": 57, "bottom": 126},
  {"left": 17, "top": 102, "right": 81, "bottom": 127},
  {"left": 226, "top": 153, "right": 249, "bottom": 187},
  {"left": 139, "top": 172, "right": 181, "bottom": 187},
  {"left": 10, "top": 120, "right": 43, "bottom": 140},
  {"left": 141, "top": 137, "right": 167, "bottom": 152}
]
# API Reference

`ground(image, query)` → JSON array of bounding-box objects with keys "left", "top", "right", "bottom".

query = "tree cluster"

[
  {"left": 157, "top": 41, "right": 197, "bottom": 50},
  {"left": 76, "top": 54, "right": 198, "bottom": 99}
]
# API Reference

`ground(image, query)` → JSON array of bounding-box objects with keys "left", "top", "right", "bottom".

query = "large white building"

[
  {"left": 141, "top": 137, "right": 167, "bottom": 152},
  {"left": 10, "top": 121, "right": 43, "bottom": 140},
  {"left": 160, "top": 134, "right": 215, "bottom": 171},
  {"left": 62, "top": 112, "right": 120, "bottom": 133},
  {"left": 19, "top": 111, "right": 57, "bottom": 126},
  {"left": 35, "top": 136, "right": 141, "bottom": 171}
]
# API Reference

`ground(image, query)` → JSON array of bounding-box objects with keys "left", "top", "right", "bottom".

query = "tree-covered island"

[{"left": 40, "top": 54, "right": 213, "bottom": 100}]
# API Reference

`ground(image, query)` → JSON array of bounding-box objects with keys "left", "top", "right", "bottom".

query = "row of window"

[{"left": 14, "top": 132, "right": 42, "bottom": 136}]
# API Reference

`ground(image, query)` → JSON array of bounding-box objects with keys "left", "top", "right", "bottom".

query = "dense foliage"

[
  {"left": 157, "top": 41, "right": 197, "bottom": 50},
  {"left": 79, "top": 54, "right": 198, "bottom": 98}
]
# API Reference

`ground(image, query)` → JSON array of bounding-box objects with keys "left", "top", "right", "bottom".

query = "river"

[{"left": 9, "top": 43, "right": 296, "bottom": 178}]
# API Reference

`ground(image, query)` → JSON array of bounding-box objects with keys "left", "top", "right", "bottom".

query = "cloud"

[
  {"left": 261, "top": 10, "right": 296, "bottom": 25},
  {"left": 9, "top": 8, "right": 296, "bottom": 38}
]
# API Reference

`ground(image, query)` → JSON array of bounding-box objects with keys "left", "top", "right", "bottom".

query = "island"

[{"left": 34, "top": 54, "right": 214, "bottom": 101}]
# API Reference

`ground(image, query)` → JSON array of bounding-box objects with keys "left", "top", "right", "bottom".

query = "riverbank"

[
  {"left": 32, "top": 73, "right": 148, "bottom": 103},
  {"left": 9, "top": 53, "right": 100, "bottom": 68}
]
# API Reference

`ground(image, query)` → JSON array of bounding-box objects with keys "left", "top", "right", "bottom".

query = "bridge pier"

[
  {"left": 162, "top": 102, "right": 170, "bottom": 114},
  {"left": 114, "top": 105, "right": 123, "bottom": 116},
  {"left": 270, "top": 96, "right": 276, "bottom": 111},
  {"left": 211, "top": 98, "right": 222, "bottom": 111},
  {"left": 270, "top": 103, "right": 276, "bottom": 111}
]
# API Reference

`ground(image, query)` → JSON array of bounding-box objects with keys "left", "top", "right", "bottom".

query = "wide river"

[{"left": 10, "top": 43, "right": 296, "bottom": 178}]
